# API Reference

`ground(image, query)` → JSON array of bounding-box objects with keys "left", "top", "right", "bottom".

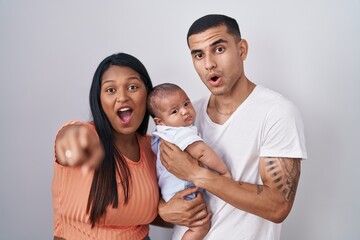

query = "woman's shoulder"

[
  {"left": 137, "top": 134, "right": 153, "bottom": 153},
  {"left": 136, "top": 134, "right": 156, "bottom": 165},
  {"left": 137, "top": 133, "right": 152, "bottom": 144}
]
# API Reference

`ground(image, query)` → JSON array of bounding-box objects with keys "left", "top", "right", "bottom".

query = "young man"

[{"left": 158, "top": 14, "right": 307, "bottom": 240}]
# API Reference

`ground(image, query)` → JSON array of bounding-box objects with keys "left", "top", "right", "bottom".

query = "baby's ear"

[{"left": 154, "top": 117, "right": 164, "bottom": 126}]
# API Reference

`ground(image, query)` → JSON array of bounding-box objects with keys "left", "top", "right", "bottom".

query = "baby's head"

[{"left": 147, "top": 83, "right": 196, "bottom": 127}]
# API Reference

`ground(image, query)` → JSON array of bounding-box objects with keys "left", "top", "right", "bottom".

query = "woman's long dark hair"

[{"left": 87, "top": 52, "right": 153, "bottom": 227}]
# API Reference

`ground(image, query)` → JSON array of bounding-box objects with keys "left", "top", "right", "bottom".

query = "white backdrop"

[{"left": 1, "top": 0, "right": 359, "bottom": 239}]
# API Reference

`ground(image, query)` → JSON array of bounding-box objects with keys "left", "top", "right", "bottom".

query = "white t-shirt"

[{"left": 171, "top": 85, "right": 307, "bottom": 240}]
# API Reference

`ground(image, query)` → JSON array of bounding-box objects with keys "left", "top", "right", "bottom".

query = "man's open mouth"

[{"left": 210, "top": 76, "right": 219, "bottom": 82}]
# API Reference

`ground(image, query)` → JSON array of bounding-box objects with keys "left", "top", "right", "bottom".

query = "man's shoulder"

[
  {"left": 253, "top": 85, "right": 295, "bottom": 109},
  {"left": 254, "top": 85, "right": 284, "bottom": 101}
]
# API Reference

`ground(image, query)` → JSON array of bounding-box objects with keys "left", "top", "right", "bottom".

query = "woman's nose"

[{"left": 116, "top": 89, "right": 129, "bottom": 102}]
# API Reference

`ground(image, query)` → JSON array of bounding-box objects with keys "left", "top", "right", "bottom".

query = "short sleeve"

[
  {"left": 260, "top": 100, "right": 307, "bottom": 159},
  {"left": 173, "top": 126, "right": 203, "bottom": 151}
]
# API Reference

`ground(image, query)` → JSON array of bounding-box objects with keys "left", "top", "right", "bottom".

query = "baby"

[{"left": 147, "top": 83, "right": 231, "bottom": 240}]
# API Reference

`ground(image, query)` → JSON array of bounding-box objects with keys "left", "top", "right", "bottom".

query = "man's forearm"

[{"left": 192, "top": 167, "right": 292, "bottom": 223}]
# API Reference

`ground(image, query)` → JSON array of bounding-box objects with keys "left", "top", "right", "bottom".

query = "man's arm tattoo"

[{"left": 266, "top": 158, "right": 301, "bottom": 201}]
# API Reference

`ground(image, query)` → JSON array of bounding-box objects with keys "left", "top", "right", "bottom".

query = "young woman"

[{"left": 53, "top": 53, "right": 159, "bottom": 240}]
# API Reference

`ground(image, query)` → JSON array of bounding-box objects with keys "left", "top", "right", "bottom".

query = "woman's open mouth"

[{"left": 117, "top": 107, "right": 133, "bottom": 124}]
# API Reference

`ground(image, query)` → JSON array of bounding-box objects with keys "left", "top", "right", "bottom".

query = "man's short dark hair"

[{"left": 187, "top": 14, "right": 241, "bottom": 46}]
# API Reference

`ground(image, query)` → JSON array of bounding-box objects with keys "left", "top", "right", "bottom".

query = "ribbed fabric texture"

[{"left": 52, "top": 121, "right": 159, "bottom": 240}]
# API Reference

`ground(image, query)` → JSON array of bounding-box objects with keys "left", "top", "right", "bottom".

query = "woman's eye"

[
  {"left": 128, "top": 85, "right": 138, "bottom": 91},
  {"left": 105, "top": 87, "right": 116, "bottom": 93}
]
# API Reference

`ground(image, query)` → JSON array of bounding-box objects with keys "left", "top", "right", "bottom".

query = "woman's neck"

[{"left": 113, "top": 133, "right": 140, "bottom": 162}]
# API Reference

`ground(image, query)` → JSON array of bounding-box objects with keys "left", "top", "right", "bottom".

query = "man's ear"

[
  {"left": 238, "top": 39, "right": 248, "bottom": 60},
  {"left": 154, "top": 117, "right": 164, "bottom": 125}
]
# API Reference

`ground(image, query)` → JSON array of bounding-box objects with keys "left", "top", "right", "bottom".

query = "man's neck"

[{"left": 207, "top": 79, "right": 256, "bottom": 124}]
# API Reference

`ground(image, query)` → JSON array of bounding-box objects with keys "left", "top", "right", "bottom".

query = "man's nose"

[{"left": 205, "top": 55, "right": 216, "bottom": 71}]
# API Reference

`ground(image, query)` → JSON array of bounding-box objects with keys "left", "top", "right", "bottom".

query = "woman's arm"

[
  {"left": 54, "top": 122, "right": 104, "bottom": 172},
  {"left": 157, "top": 187, "right": 211, "bottom": 227},
  {"left": 54, "top": 237, "right": 66, "bottom": 240},
  {"left": 151, "top": 213, "right": 173, "bottom": 228}
]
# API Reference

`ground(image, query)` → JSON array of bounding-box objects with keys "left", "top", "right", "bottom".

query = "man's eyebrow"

[
  {"left": 191, "top": 49, "right": 202, "bottom": 55},
  {"left": 190, "top": 39, "right": 228, "bottom": 55},
  {"left": 210, "top": 38, "right": 227, "bottom": 46}
]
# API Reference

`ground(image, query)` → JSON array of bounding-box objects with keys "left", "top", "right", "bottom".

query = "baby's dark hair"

[
  {"left": 147, "top": 83, "right": 183, "bottom": 118},
  {"left": 187, "top": 14, "right": 241, "bottom": 46}
]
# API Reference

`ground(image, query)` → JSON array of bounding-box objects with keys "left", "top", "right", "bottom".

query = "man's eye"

[
  {"left": 195, "top": 53, "right": 203, "bottom": 59},
  {"left": 184, "top": 101, "right": 191, "bottom": 106},
  {"left": 171, "top": 109, "right": 179, "bottom": 114},
  {"left": 216, "top": 47, "right": 224, "bottom": 53}
]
